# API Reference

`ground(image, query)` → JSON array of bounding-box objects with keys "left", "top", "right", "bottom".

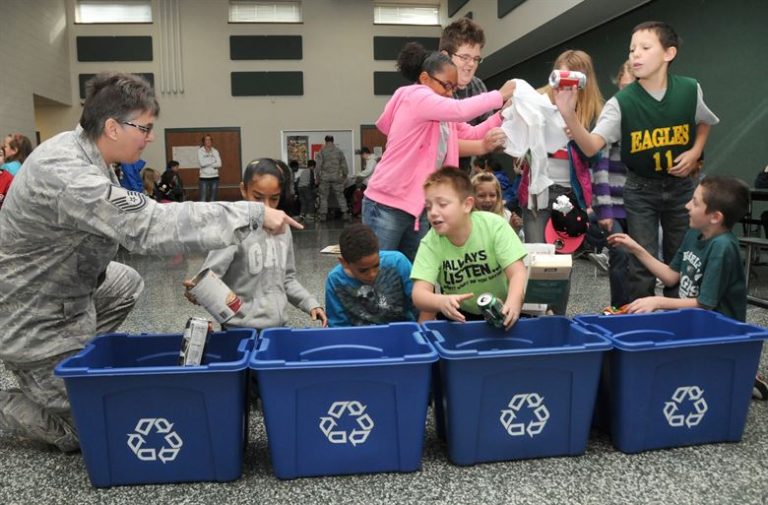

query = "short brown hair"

[
  {"left": 424, "top": 166, "right": 472, "bottom": 199},
  {"left": 439, "top": 18, "right": 485, "bottom": 54},
  {"left": 80, "top": 72, "right": 159, "bottom": 140},
  {"left": 699, "top": 176, "right": 750, "bottom": 229},
  {"left": 633, "top": 21, "right": 680, "bottom": 51}
]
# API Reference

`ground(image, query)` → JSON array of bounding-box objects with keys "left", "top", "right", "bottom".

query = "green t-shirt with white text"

[
  {"left": 411, "top": 211, "right": 526, "bottom": 314},
  {"left": 670, "top": 229, "right": 746, "bottom": 321}
]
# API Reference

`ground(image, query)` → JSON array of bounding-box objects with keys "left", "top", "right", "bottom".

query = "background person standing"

[
  {"left": 315, "top": 135, "right": 349, "bottom": 221},
  {"left": 197, "top": 133, "right": 222, "bottom": 201}
]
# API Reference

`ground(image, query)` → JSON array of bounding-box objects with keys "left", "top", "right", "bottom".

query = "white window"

[
  {"left": 75, "top": 0, "right": 152, "bottom": 24},
  {"left": 229, "top": 1, "right": 303, "bottom": 23},
  {"left": 374, "top": 4, "right": 439, "bottom": 25}
]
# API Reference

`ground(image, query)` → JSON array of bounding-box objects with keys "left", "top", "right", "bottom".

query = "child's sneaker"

[
  {"left": 753, "top": 374, "right": 768, "bottom": 400},
  {"left": 587, "top": 252, "right": 609, "bottom": 273}
]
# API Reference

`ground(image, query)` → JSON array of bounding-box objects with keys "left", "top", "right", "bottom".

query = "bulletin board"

[{"left": 280, "top": 129, "right": 356, "bottom": 174}]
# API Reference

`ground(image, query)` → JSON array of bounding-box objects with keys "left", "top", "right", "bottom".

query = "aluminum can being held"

[
  {"left": 548, "top": 70, "right": 587, "bottom": 89},
  {"left": 477, "top": 293, "right": 505, "bottom": 329},
  {"left": 179, "top": 317, "right": 213, "bottom": 366},
  {"left": 188, "top": 268, "right": 243, "bottom": 324}
]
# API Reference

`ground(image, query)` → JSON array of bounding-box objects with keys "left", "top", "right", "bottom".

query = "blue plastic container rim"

[
  {"left": 249, "top": 323, "right": 438, "bottom": 370},
  {"left": 573, "top": 308, "right": 768, "bottom": 351},
  {"left": 54, "top": 330, "right": 256, "bottom": 378},
  {"left": 421, "top": 317, "right": 612, "bottom": 360}
]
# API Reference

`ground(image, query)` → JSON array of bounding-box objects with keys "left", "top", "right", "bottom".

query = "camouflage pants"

[
  {"left": 317, "top": 179, "right": 348, "bottom": 215},
  {"left": 0, "top": 261, "right": 144, "bottom": 451}
]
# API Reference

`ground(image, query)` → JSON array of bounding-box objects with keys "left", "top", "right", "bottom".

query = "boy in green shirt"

[
  {"left": 608, "top": 176, "right": 765, "bottom": 398},
  {"left": 608, "top": 176, "right": 748, "bottom": 318},
  {"left": 411, "top": 167, "right": 527, "bottom": 329}
]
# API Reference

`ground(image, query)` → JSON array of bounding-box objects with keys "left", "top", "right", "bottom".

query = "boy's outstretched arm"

[
  {"left": 626, "top": 295, "right": 700, "bottom": 314},
  {"left": 502, "top": 260, "right": 526, "bottom": 330},
  {"left": 608, "top": 233, "right": 680, "bottom": 287},
  {"left": 552, "top": 87, "right": 606, "bottom": 157},
  {"left": 412, "top": 280, "right": 473, "bottom": 323}
]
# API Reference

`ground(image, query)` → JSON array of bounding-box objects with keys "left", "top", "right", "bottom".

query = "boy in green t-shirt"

[
  {"left": 411, "top": 167, "right": 527, "bottom": 330},
  {"left": 608, "top": 175, "right": 748, "bottom": 319}
]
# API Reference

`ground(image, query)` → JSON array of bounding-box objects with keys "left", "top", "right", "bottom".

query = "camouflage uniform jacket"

[
  {"left": 0, "top": 125, "right": 265, "bottom": 363},
  {"left": 315, "top": 144, "right": 348, "bottom": 182}
]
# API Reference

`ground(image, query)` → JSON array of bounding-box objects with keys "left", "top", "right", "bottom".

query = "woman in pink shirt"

[{"left": 363, "top": 42, "right": 516, "bottom": 261}]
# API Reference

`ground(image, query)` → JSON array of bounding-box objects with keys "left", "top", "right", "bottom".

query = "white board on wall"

[{"left": 280, "top": 129, "right": 356, "bottom": 175}]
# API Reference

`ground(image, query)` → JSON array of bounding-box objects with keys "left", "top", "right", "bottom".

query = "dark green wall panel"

[
  {"left": 373, "top": 72, "right": 410, "bottom": 96},
  {"left": 230, "top": 36, "right": 302, "bottom": 60},
  {"left": 76, "top": 36, "right": 152, "bottom": 62},
  {"left": 231, "top": 72, "right": 303, "bottom": 96}
]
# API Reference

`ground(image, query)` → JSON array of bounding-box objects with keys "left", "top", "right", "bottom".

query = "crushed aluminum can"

[{"left": 477, "top": 293, "right": 505, "bottom": 329}]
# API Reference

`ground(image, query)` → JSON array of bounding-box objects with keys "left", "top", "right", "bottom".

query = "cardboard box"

[{"left": 524, "top": 254, "right": 572, "bottom": 305}]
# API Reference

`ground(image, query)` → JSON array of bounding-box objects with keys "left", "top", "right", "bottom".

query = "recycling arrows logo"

[
  {"left": 126, "top": 418, "right": 183, "bottom": 463},
  {"left": 663, "top": 386, "right": 708, "bottom": 428},
  {"left": 499, "top": 393, "right": 550, "bottom": 437},
  {"left": 319, "top": 401, "right": 374, "bottom": 446}
]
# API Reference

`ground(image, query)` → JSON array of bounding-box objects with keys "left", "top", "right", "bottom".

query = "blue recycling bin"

[
  {"left": 422, "top": 317, "right": 611, "bottom": 465},
  {"left": 55, "top": 329, "right": 255, "bottom": 487},
  {"left": 250, "top": 322, "right": 437, "bottom": 479},
  {"left": 575, "top": 309, "right": 768, "bottom": 453}
]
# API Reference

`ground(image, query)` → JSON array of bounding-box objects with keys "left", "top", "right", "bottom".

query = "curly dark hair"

[{"left": 397, "top": 42, "right": 454, "bottom": 83}]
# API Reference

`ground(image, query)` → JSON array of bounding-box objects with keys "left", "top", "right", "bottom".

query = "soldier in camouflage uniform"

[
  {"left": 0, "top": 73, "right": 300, "bottom": 451},
  {"left": 315, "top": 135, "right": 350, "bottom": 221}
]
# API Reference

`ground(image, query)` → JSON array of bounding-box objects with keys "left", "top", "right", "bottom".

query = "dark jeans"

[
  {"left": 623, "top": 172, "right": 696, "bottom": 301},
  {"left": 199, "top": 177, "right": 219, "bottom": 202},
  {"left": 298, "top": 186, "right": 315, "bottom": 216},
  {"left": 595, "top": 216, "right": 631, "bottom": 307}
]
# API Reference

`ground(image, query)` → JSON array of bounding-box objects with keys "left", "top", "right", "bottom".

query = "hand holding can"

[
  {"left": 549, "top": 70, "right": 587, "bottom": 89},
  {"left": 187, "top": 269, "right": 243, "bottom": 324}
]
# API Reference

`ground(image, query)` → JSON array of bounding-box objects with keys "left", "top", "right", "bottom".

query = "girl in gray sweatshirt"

[{"left": 186, "top": 158, "right": 327, "bottom": 329}]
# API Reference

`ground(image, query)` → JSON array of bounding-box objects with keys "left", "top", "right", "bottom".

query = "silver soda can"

[
  {"left": 548, "top": 70, "right": 587, "bottom": 89},
  {"left": 179, "top": 317, "right": 213, "bottom": 366},
  {"left": 477, "top": 293, "right": 505, "bottom": 328},
  {"left": 188, "top": 268, "right": 243, "bottom": 324}
]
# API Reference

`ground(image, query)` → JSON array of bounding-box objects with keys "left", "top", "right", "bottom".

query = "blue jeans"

[
  {"left": 362, "top": 197, "right": 427, "bottom": 263},
  {"left": 199, "top": 177, "right": 219, "bottom": 202},
  {"left": 623, "top": 172, "right": 696, "bottom": 300}
]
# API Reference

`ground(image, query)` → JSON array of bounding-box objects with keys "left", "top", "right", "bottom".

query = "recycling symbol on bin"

[
  {"left": 319, "top": 401, "right": 375, "bottom": 446},
  {"left": 499, "top": 393, "right": 550, "bottom": 437},
  {"left": 663, "top": 386, "right": 708, "bottom": 428},
  {"left": 126, "top": 417, "right": 183, "bottom": 463}
]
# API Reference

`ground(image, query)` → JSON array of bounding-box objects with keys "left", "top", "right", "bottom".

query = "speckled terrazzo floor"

[{"left": 1, "top": 219, "right": 767, "bottom": 504}]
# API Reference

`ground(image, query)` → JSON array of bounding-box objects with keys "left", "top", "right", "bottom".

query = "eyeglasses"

[
  {"left": 429, "top": 75, "right": 458, "bottom": 93},
  {"left": 121, "top": 121, "right": 154, "bottom": 136},
  {"left": 452, "top": 53, "right": 483, "bottom": 65}
]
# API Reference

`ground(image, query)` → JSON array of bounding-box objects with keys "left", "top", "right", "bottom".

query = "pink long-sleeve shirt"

[{"left": 364, "top": 84, "right": 503, "bottom": 219}]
